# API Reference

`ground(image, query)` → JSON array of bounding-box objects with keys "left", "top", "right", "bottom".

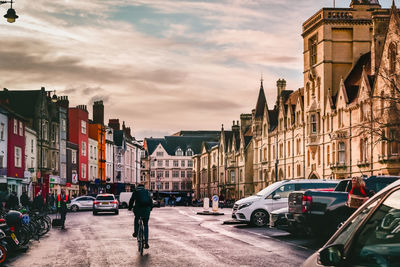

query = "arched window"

[
  {"left": 186, "top": 148, "right": 193, "bottom": 156},
  {"left": 389, "top": 42, "right": 397, "bottom": 74},
  {"left": 175, "top": 148, "right": 183, "bottom": 156}
]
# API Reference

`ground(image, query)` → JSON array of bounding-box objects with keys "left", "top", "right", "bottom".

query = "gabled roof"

[
  {"left": 254, "top": 81, "right": 266, "bottom": 118},
  {"left": 344, "top": 52, "right": 373, "bottom": 103},
  {"left": 268, "top": 109, "right": 278, "bottom": 131},
  {"left": 172, "top": 131, "right": 220, "bottom": 137}
]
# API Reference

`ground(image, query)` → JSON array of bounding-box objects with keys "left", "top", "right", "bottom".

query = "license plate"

[
  {"left": 102, "top": 202, "right": 109, "bottom": 205},
  {"left": 11, "top": 233, "right": 19, "bottom": 245}
]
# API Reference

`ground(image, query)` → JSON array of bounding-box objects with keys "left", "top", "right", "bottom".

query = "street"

[{"left": 7, "top": 207, "right": 320, "bottom": 267}]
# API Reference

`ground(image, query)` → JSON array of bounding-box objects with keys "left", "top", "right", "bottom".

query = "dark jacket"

[
  {"left": 56, "top": 194, "right": 71, "bottom": 213},
  {"left": 128, "top": 187, "right": 152, "bottom": 218},
  {"left": 20, "top": 193, "right": 30, "bottom": 207},
  {"left": 6, "top": 193, "right": 19, "bottom": 210},
  {"left": 33, "top": 195, "right": 44, "bottom": 211}
]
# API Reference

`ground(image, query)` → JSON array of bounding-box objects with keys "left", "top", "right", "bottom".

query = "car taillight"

[
  {"left": 10, "top": 226, "right": 15, "bottom": 232},
  {"left": 111, "top": 201, "right": 118, "bottom": 204},
  {"left": 93, "top": 201, "right": 100, "bottom": 205},
  {"left": 302, "top": 195, "right": 312, "bottom": 213}
]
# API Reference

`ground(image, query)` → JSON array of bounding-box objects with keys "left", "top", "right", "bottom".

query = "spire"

[
  {"left": 254, "top": 79, "right": 266, "bottom": 119},
  {"left": 260, "top": 74, "right": 264, "bottom": 90}
]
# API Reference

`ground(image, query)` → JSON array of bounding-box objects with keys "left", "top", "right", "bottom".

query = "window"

[
  {"left": 172, "top": 171, "right": 179, "bottom": 178},
  {"left": 326, "top": 116, "right": 330, "bottom": 131},
  {"left": 90, "top": 145, "right": 93, "bottom": 159},
  {"left": 268, "top": 184, "right": 295, "bottom": 199},
  {"left": 157, "top": 160, "right": 163, "bottom": 167},
  {"left": 186, "top": 148, "right": 193, "bottom": 156},
  {"left": 172, "top": 182, "right": 179, "bottom": 190},
  {"left": 72, "top": 150, "right": 77, "bottom": 164},
  {"left": 165, "top": 182, "right": 170, "bottom": 190},
  {"left": 156, "top": 151, "right": 163, "bottom": 157},
  {"left": 31, "top": 139, "right": 34, "bottom": 153},
  {"left": 390, "top": 130, "right": 399, "bottom": 155},
  {"left": 338, "top": 142, "right": 345, "bottom": 164},
  {"left": 61, "top": 119, "right": 66, "bottom": 131},
  {"left": 173, "top": 160, "right": 178, "bottom": 167},
  {"left": 181, "top": 171, "right": 185, "bottom": 178},
  {"left": 360, "top": 138, "right": 368, "bottom": 161},
  {"left": 188, "top": 160, "right": 193, "bottom": 167},
  {"left": 309, "top": 35, "right": 317, "bottom": 66},
  {"left": 231, "top": 170, "right": 235, "bottom": 184},
  {"left": 81, "top": 141, "right": 87, "bottom": 156},
  {"left": 81, "top": 120, "right": 86, "bottom": 134},
  {"left": 297, "top": 139, "right": 301, "bottom": 155},
  {"left": 81, "top": 163, "right": 86, "bottom": 179},
  {"left": 150, "top": 182, "right": 155, "bottom": 190},
  {"left": 327, "top": 145, "right": 330, "bottom": 165},
  {"left": 13, "top": 119, "right": 17, "bottom": 134},
  {"left": 389, "top": 42, "right": 397, "bottom": 74},
  {"left": 279, "top": 143, "right": 283, "bottom": 159},
  {"left": 165, "top": 160, "right": 169, "bottom": 167},
  {"left": 150, "top": 171, "right": 155, "bottom": 178},
  {"left": 311, "top": 114, "right": 317, "bottom": 134},
  {"left": 181, "top": 160, "right": 185, "bottom": 167},
  {"left": 175, "top": 148, "right": 183, "bottom": 156},
  {"left": 0, "top": 123, "right": 4, "bottom": 140},
  {"left": 187, "top": 170, "right": 192, "bottom": 178},
  {"left": 332, "top": 143, "right": 336, "bottom": 164},
  {"left": 181, "top": 182, "right": 185, "bottom": 190},
  {"left": 157, "top": 171, "right": 163, "bottom": 178},
  {"left": 14, "top": 146, "right": 21, "bottom": 168},
  {"left": 297, "top": 164, "right": 301, "bottom": 177},
  {"left": 150, "top": 160, "right": 155, "bottom": 167},
  {"left": 288, "top": 141, "right": 291, "bottom": 157},
  {"left": 43, "top": 122, "right": 48, "bottom": 140},
  {"left": 165, "top": 171, "right": 169, "bottom": 178}
]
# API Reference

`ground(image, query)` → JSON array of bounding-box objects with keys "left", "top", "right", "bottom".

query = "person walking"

[
  {"left": 33, "top": 191, "right": 44, "bottom": 212},
  {"left": 56, "top": 189, "right": 70, "bottom": 230},
  {"left": 6, "top": 191, "right": 19, "bottom": 210},
  {"left": 20, "top": 191, "right": 30, "bottom": 210},
  {"left": 128, "top": 184, "right": 152, "bottom": 249}
]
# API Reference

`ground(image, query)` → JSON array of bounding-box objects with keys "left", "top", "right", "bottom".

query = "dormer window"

[
  {"left": 186, "top": 148, "right": 193, "bottom": 156},
  {"left": 175, "top": 148, "right": 183, "bottom": 156}
]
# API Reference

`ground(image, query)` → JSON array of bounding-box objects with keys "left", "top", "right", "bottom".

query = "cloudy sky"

[{"left": 0, "top": 0, "right": 393, "bottom": 139}]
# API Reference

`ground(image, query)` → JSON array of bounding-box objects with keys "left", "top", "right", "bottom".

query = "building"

[
  {"left": 88, "top": 137, "right": 98, "bottom": 193},
  {"left": 57, "top": 97, "right": 69, "bottom": 194},
  {"left": 68, "top": 105, "right": 89, "bottom": 194},
  {"left": 66, "top": 141, "right": 79, "bottom": 196},
  {"left": 105, "top": 126, "right": 114, "bottom": 184},
  {"left": 0, "top": 107, "right": 8, "bottom": 184},
  {"left": 24, "top": 127, "right": 37, "bottom": 198}
]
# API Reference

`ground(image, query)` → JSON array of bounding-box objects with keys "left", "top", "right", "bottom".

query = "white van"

[
  {"left": 119, "top": 192, "right": 133, "bottom": 208},
  {"left": 232, "top": 179, "right": 338, "bottom": 226}
]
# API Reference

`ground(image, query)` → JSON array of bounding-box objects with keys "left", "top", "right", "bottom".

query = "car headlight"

[{"left": 238, "top": 202, "right": 254, "bottom": 210}]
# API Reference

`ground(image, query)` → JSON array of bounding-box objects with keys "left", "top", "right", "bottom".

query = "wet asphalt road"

[{"left": 7, "top": 207, "right": 322, "bottom": 267}]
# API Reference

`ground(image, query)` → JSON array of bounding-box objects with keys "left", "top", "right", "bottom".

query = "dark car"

[{"left": 302, "top": 179, "right": 400, "bottom": 267}]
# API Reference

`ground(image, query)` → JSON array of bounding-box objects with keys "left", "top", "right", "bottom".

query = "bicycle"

[{"left": 137, "top": 217, "right": 145, "bottom": 256}]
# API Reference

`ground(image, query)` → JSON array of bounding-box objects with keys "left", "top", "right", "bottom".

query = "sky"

[{"left": 0, "top": 0, "right": 394, "bottom": 139}]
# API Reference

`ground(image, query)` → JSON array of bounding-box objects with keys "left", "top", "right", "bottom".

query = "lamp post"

[{"left": 0, "top": 0, "right": 18, "bottom": 23}]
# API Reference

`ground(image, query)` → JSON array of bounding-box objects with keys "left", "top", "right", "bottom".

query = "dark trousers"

[
  {"left": 60, "top": 211, "right": 66, "bottom": 227},
  {"left": 134, "top": 216, "right": 149, "bottom": 242}
]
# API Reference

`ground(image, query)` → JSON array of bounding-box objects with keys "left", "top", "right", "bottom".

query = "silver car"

[
  {"left": 93, "top": 194, "right": 119, "bottom": 215},
  {"left": 68, "top": 196, "right": 96, "bottom": 212}
]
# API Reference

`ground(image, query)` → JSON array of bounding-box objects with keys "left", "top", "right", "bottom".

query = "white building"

[
  {"left": 0, "top": 109, "right": 7, "bottom": 184},
  {"left": 105, "top": 126, "right": 114, "bottom": 183},
  {"left": 89, "top": 138, "right": 98, "bottom": 182},
  {"left": 24, "top": 127, "right": 37, "bottom": 198}
]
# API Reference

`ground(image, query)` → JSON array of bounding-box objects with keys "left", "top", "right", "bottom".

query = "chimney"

[
  {"left": 108, "top": 119, "right": 120, "bottom": 131},
  {"left": 93, "top": 100, "right": 104, "bottom": 125},
  {"left": 57, "top": 96, "right": 69, "bottom": 109},
  {"left": 277, "top": 79, "right": 287, "bottom": 96},
  {"left": 76, "top": 105, "right": 87, "bottom": 111},
  {"left": 240, "top": 113, "right": 252, "bottom": 132},
  {"left": 232, "top": 120, "right": 240, "bottom": 133}
]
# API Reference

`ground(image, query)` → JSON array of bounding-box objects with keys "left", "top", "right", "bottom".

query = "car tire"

[
  {"left": 93, "top": 210, "right": 97, "bottom": 215},
  {"left": 71, "top": 205, "right": 79, "bottom": 212},
  {"left": 251, "top": 210, "right": 269, "bottom": 227},
  {"left": 115, "top": 210, "right": 119, "bottom": 215},
  {"left": 121, "top": 203, "right": 127, "bottom": 209}
]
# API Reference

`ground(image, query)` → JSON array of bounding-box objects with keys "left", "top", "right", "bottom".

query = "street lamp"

[{"left": 1, "top": 0, "right": 18, "bottom": 23}]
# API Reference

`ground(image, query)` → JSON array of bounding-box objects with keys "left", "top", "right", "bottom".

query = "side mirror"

[
  {"left": 318, "top": 244, "right": 344, "bottom": 266},
  {"left": 272, "top": 194, "right": 281, "bottom": 200}
]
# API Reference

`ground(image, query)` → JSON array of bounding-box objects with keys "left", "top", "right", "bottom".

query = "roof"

[
  {"left": 268, "top": 109, "right": 278, "bottom": 131},
  {"left": 344, "top": 52, "right": 373, "bottom": 103},
  {"left": 204, "top": 141, "right": 219, "bottom": 151},
  {"left": 254, "top": 81, "right": 266, "bottom": 118},
  {"left": 146, "top": 135, "right": 220, "bottom": 156},
  {"left": 172, "top": 131, "right": 220, "bottom": 137}
]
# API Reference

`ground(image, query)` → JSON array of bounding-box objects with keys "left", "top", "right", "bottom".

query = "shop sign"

[{"left": 49, "top": 175, "right": 60, "bottom": 184}]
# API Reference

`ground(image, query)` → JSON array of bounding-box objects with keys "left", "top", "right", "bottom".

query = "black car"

[{"left": 302, "top": 179, "right": 400, "bottom": 266}]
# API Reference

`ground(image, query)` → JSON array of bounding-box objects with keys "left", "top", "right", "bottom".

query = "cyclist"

[{"left": 128, "top": 184, "right": 152, "bottom": 249}]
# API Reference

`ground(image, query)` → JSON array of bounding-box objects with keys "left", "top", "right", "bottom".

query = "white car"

[
  {"left": 68, "top": 196, "right": 96, "bottom": 212},
  {"left": 232, "top": 179, "right": 338, "bottom": 227}
]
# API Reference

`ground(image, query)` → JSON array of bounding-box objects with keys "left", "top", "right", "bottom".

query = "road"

[{"left": 7, "top": 207, "right": 321, "bottom": 267}]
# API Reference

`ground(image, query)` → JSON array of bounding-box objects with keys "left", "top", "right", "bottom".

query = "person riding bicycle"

[{"left": 128, "top": 184, "right": 152, "bottom": 249}]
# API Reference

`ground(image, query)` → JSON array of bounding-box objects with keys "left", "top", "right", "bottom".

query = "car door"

[
  {"left": 80, "top": 197, "right": 91, "bottom": 209},
  {"left": 86, "top": 197, "right": 95, "bottom": 209},
  {"left": 270, "top": 183, "right": 295, "bottom": 211}
]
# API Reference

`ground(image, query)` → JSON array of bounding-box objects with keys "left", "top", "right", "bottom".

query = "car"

[
  {"left": 119, "top": 192, "right": 133, "bottom": 209},
  {"left": 68, "top": 196, "right": 96, "bottom": 212},
  {"left": 232, "top": 179, "right": 338, "bottom": 227},
  {"left": 93, "top": 194, "right": 119, "bottom": 215},
  {"left": 302, "top": 179, "right": 400, "bottom": 267}
]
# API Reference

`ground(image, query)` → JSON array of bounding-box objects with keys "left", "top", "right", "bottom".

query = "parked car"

[
  {"left": 93, "top": 194, "right": 119, "bottom": 215},
  {"left": 232, "top": 179, "right": 338, "bottom": 227},
  {"left": 118, "top": 192, "right": 132, "bottom": 209},
  {"left": 67, "top": 196, "right": 96, "bottom": 212},
  {"left": 302, "top": 179, "right": 400, "bottom": 267},
  {"left": 288, "top": 175, "right": 400, "bottom": 237}
]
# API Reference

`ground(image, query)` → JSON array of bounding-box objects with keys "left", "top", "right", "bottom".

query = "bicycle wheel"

[{"left": 38, "top": 218, "right": 50, "bottom": 236}]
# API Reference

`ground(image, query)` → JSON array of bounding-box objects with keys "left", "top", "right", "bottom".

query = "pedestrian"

[
  {"left": 56, "top": 189, "right": 71, "bottom": 230},
  {"left": 6, "top": 191, "right": 19, "bottom": 210},
  {"left": 33, "top": 191, "right": 44, "bottom": 212},
  {"left": 20, "top": 191, "right": 30, "bottom": 210},
  {"left": 128, "top": 184, "right": 152, "bottom": 249},
  {"left": 49, "top": 194, "right": 55, "bottom": 212},
  {"left": 171, "top": 195, "right": 176, "bottom": 207}
]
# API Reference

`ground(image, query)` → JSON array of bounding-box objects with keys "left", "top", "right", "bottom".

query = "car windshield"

[
  {"left": 96, "top": 195, "right": 114, "bottom": 201},
  {"left": 256, "top": 183, "right": 282, "bottom": 196}
]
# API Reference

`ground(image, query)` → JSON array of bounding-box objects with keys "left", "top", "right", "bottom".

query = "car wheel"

[
  {"left": 71, "top": 205, "right": 79, "bottom": 212},
  {"left": 121, "top": 203, "right": 127, "bottom": 209},
  {"left": 115, "top": 210, "right": 119, "bottom": 215},
  {"left": 251, "top": 210, "right": 269, "bottom": 227}
]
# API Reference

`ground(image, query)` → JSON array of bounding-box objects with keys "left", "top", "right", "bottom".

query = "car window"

[
  {"left": 75, "top": 197, "right": 86, "bottom": 201},
  {"left": 268, "top": 184, "right": 295, "bottom": 199},
  {"left": 295, "top": 183, "right": 315, "bottom": 190},
  {"left": 335, "top": 180, "right": 349, "bottom": 192},
  {"left": 96, "top": 195, "right": 114, "bottom": 201},
  {"left": 349, "top": 189, "right": 400, "bottom": 266},
  {"left": 330, "top": 196, "right": 382, "bottom": 246}
]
